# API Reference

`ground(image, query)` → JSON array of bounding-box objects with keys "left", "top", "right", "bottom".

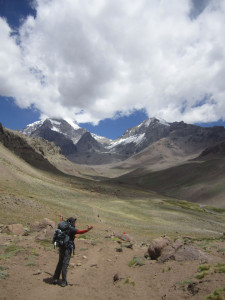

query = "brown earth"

[{"left": 1, "top": 225, "right": 225, "bottom": 300}]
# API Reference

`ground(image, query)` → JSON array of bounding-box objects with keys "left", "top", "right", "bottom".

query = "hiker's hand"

[{"left": 87, "top": 225, "right": 93, "bottom": 231}]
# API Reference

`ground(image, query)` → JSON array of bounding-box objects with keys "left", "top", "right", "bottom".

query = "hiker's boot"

[
  {"left": 52, "top": 278, "right": 58, "bottom": 285},
  {"left": 60, "top": 281, "right": 68, "bottom": 287}
]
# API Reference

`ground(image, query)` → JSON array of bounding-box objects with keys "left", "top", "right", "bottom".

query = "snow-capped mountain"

[
  {"left": 107, "top": 117, "right": 171, "bottom": 155},
  {"left": 21, "top": 117, "right": 225, "bottom": 165},
  {"left": 21, "top": 118, "right": 112, "bottom": 159},
  {"left": 22, "top": 118, "right": 86, "bottom": 144}
]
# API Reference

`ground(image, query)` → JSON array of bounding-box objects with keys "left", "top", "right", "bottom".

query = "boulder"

[
  {"left": 174, "top": 245, "right": 208, "bottom": 262},
  {"left": 148, "top": 236, "right": 172, "bottom": 259},
  {"left": 2, "top": 224, "right": 24, "bottom": 235},
  {"left": 35, "top": 227, "right": 55, "bottom": 241},
  {"left": 158, "top": 239, "right": 184, "bottom": 262},
  {"left": 115, "top": 233, "right": 132, "bottom": 242},
  {"left": 30, "top": 218, "right": 55, "bottom": 232},
  {"left": 157, "top": 239, "right": 209, "bottom": 263}
]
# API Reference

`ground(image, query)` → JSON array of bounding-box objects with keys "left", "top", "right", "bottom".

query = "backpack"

[{"left": 52, "top": 221, "right": 71, "bottom": 247}]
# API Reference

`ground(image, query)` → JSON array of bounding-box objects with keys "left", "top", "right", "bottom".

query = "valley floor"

[{"left": 1, "top": 226, "right": 225, "bottom": 300}]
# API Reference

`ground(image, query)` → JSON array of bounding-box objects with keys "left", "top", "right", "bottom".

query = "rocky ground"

[{"left": 1, "top": 220, "right": 225, "bottom": 300}]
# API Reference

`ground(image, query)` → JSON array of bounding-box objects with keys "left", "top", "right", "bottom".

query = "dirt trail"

[{"left": 1, "top": 230, "right": 225, "bottom": 300}]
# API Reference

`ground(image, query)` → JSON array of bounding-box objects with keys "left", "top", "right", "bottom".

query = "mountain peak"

[
  {"left": 140, "top": 117, "right": 170, "bottom": 128},
  {"left": 21, "top": 118, "right": 86, "bottom": 144}
]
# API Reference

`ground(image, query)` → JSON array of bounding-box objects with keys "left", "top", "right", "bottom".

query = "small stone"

[
  {"left": 82, "top": 256, "right": 87, "bottom": 259},
  {"left": 116, "top": 247, "right": 123, "bottom": 252},
  {"left": 124, "top": 243, "right": 133, "bottom": 249},
  {"left": 113, "top": 273, "right": 120, "bottom": 282},
  {"left": 76, "top": 263, "right": 82, "bottom": 266},
  {"left": 70, "top": 263, "right": 75, "bottom": 268}
]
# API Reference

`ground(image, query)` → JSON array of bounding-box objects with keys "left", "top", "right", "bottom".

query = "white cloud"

[{"left": 0, "top": 0, "right": 225, "bottom": 125}]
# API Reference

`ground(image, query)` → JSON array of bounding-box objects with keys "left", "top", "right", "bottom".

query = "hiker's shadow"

[
  {"left": 43, "top": 272, "right": 61, "bottom": 285},
  {"left": 43, "top": 277, "right": 54, "bottom": 285}
]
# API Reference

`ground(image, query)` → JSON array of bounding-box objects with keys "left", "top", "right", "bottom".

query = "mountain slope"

[
  {"left": 112, "top": 153, "right": 225, "bottom": 208},
  {"left": 0, "top": 123, "right": 63, "bottom": 174},
  {"left": 107, "top": 118, "right": 225, "bottom": 157},
  {"left": 22, "top": 119, "right": 78, "bottom": 156}
]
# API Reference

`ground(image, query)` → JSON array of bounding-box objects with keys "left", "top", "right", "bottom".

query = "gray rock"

[
  {"left": 113, "top": 273, "right": 120, "bottom": 282},
  {"left": 35, "top": 227, "right": 55, "bottom": 241},
  {"left": 148, "top": 236, "right": 172, "bottom": 260},
  {"left": 115, "top": 233, "right": 132, "bottom": 242},
  {"left": 30, "top": 218, "right": 55, "bottom": 232},
  {"left": 2, "top": 224, "right": 24, "bottom": 235},
  {"left": 158, "top": 243, "right": 209, "bottom": 263}
]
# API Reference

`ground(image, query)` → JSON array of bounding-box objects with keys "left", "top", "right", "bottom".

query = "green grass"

[
  {"left": 124, "top": 277, "right": 135, "bottom": 287},
  {"left": 204, "top": 206, "right": 225, "bottom": 214},
  {"left": 194, "top": 264, "right": 211, "bottom": 280},
  {"left": 39, "top": 239, "right": 54, "bottom": 251},
  {"left": 0, "top": 265, "right": 9, "bottom": 279},
  {"left": 198, "top": 264, "right": 211, "bottom": 272},
  {"left": 128, "top": 256, "right": 145, "bottom": 267},
  {"left": 195, "top": 271, "right": 209, "bottom": 279},
  {"left": 204, "top": 285, "right": 225, "bottom": 300},
  {"left": 0, "top": 244, "right": 25, "bottom": 260},
  {"left": 214, "top": 263, "right": 225, "bottom": 274},
  {"left": 25, "top": 261, "right": 36, "bottom": 267},
  {"left": 217, "top": 248, "right": 225, "bottom": 253},
  {"left": 178, "top": 278, "right": 193, "bottom": 286},
  {"left": 0, "top": 271, "right": 9, "bottom": 280},
  {"left": 31, "top": 248, "right": 39, "bottom": 256},
  {"left": 116, "top": 246, "right": 123, "bottom": 252}
]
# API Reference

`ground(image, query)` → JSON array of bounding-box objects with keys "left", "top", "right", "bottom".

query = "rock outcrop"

[
  {"left": 30, "top": 218, "right": 56, "bottom": 241},
  {"left": 1, "top": 224, "right": 25, "bottom": 235},
  {"left": 148, "top": 236, "right": 172, "bottom": 259},
  {"left": 148, "top": 236, "right": 209, "bottom": 262}
]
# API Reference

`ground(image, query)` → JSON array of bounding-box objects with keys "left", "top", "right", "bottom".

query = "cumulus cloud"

[{"left": 0, "top": 0, "right": 225, "bottom": 124}]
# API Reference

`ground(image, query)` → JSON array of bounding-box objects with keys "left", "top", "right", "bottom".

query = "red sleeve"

[{"left": 76, "top": 229, "right": 88, "bottom": 234}]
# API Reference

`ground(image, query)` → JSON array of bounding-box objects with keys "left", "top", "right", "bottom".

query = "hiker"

[{"left": 52, "top": 217, "right": 93, "bottom": 287}]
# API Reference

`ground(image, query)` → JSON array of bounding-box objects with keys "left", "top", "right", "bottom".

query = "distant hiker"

[{"left": 52, "top": 216, "right": 93, "bottom": 287}]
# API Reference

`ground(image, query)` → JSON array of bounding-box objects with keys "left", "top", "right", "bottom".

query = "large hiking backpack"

[{"left": 52, "top": 221, "right": 71, "bottom": 247}]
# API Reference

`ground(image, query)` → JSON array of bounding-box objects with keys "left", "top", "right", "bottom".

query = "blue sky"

[
  {"left": 1, "top": 0, "right": 225, "bottom": 139},
  {"left": 0, "top": 95, "right": 148, "bottom": 139}
]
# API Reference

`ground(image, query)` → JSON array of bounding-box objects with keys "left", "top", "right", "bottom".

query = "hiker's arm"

[{"left": 76, "top": 226, "right": 93, "bottom": 234}]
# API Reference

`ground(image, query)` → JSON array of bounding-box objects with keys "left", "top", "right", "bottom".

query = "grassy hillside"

[
  {"left": 114, "top": 157, "right": 225, "bottom": 208},
  {"left": 1, "top": 141, "right": 225, "bottom": 240}
]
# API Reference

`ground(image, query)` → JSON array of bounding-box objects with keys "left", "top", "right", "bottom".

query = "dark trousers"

[{"left": 54, "top": 247, "right": 72, "bottom": 282}]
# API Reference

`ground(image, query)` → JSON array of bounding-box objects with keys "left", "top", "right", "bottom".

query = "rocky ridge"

[
  {"left": 21, "top": 117, "right": 225, "bottom": 165},
  {"left": 0, "top": 122, "right": 64, "bottom": 173}
]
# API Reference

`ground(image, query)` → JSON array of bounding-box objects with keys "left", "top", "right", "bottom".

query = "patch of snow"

[
  {"left": 51, "top": 126, "right": 60, "bottom": 133},
  {"left": 65, "top": 118, "right": 80, "bottom": 130},
  {"left": 108, "top": 133, "right": 145, "bottom": 149},
  {"left": 91, "top": 133, "right": 112, "bottom": 142},
  {"left": 139, "top": 117, "right": 170, "bottom": 128},
  {"left": 50, "top": 119, "right": 61, "bottom": 126},
  {"left": 143, "top": 119, "right": 152, "bottom": 127},
  {"left": 157, "top": 117, "right": 170, "bottom": 126},
  {"left": 27, "top": 120, "right": 43, "bottom": 127}
]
